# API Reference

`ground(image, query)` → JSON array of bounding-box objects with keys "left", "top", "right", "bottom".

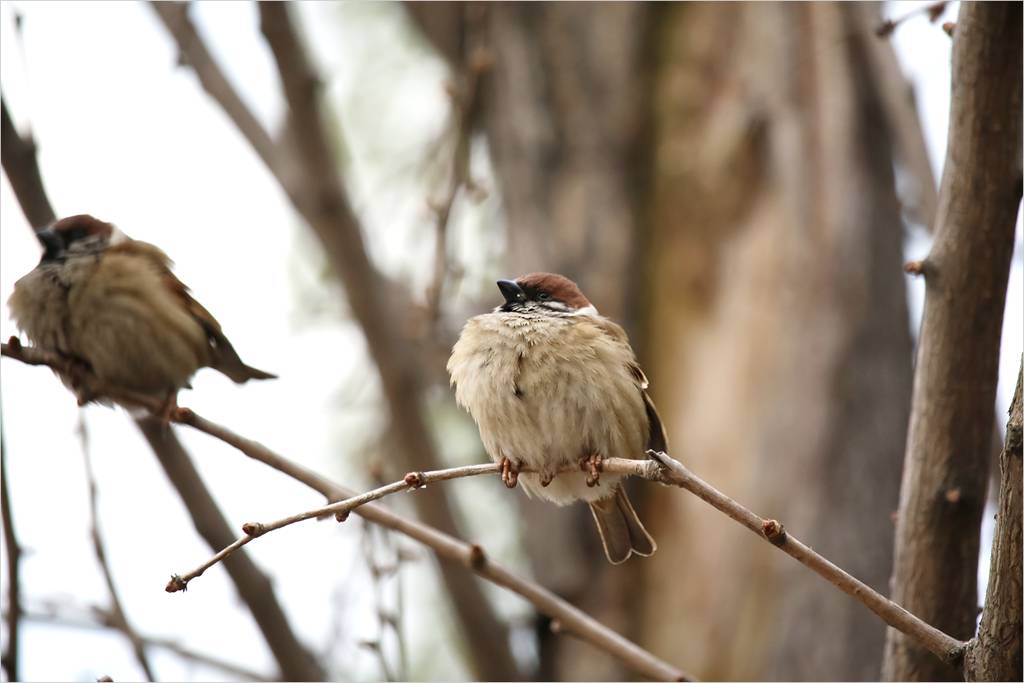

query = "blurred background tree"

[
  {"left": 0, "top": 1, "right": 1020, "bottom": 682},
  {"left": 410, "top": 2, "right": 928, "bottom": 680}
]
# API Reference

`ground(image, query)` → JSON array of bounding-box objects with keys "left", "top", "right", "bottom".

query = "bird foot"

[
  {"left": 539, "top": 471, "right": 554, "bottom": 487},
  {"left": 500, "top": 457, "right": 521, "bottom": 489},
  {"left": 155, "top": 390, "right": 180, "bottom": 427},
  {"left": 580, "top": 454, "right": 603, "bottom": 487}
]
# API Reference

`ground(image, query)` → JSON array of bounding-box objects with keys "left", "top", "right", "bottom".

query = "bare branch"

[
  {"left": 167, "top": 460, "right": 648, "bottom": 590},
  {"left": 425, "top": 6, "right": 491, "bottom": 322},
  {"left": 1, "top": 74, "right": 326, "bottom": 682},
  {"left": 80, "top": 417, "right": 156, "bottom": 681},
  {"left": 171, "top": 406, "right": 692, "bottom": 683},
  {"left": 0, "top": 402, "right": 22, "bottom": 682},
  {"left": 168, "top": 432, "right": 967, "bottom": 670},
  {"left": 858, "top": 3, "right": 938, "bottom": 229},
  {"left": 643, "top": 450, "right": 966, "bottom": 666},
  {"left": 0, "top": 96, "right": 55, "bottom": 229},
  {"left": 134, "top": 417, "right": 327, "bottom": 681},
  {"left": 964, "top": 361, "right": 1023, "bottom": 681},
  {"left": 883, "top": 3, "right": 1022, "bottom": 679},
  {"left": 875, "top": 1, "right": 948, "bottom": 38},
  {"left": 151, "top": 4, "right": 522, "bottom": 677},
  {"left": 15, "top": 604, "right": 272, "bottom": 681},
  {"left": 3, "top": 340, "right": 971, "bottom": 676},
  {"left": 149, "top": 3, "right": 277, "bottom": 171}
]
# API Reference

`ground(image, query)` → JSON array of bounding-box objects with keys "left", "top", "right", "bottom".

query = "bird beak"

[
  {"left": 36, "top": 229, "right": 65, "bottom": 261},
  {"left": 497, "top": 279, "right": 526, "bottom": 305}
]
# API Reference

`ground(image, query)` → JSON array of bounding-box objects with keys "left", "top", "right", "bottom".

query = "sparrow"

[
  {"left": 447, "top": 272, "right": 665, "bottom": 564},
  {"left": 7, "top": 214, "right": 275, "bottom": 413}
]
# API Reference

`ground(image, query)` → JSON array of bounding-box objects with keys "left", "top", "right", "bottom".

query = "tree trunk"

[
  {"left": 410, "top": 2, "right": 929, "bottom": 679},
  {"left": 883, "top": 3, "right": 1023, "bottom": 679},
  {"left": 638, "top": 3, "right": 913, "bottom": 679},
  {"left": 964, "top": 362, "right": 1023, "bottom": 682}
]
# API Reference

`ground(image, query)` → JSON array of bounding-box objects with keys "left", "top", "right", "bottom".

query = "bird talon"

[
  {"left": 500, "top": 457, "right": 520, "bottom": 489},
  {"left": 580, "top": 454, "right": 603, "bottom": 487},
  {"left": 155, "top": 390, "right": 180, "bottom": 426},
  {"left": 540, "top": 472, "right": 554, "bottom": 487}
]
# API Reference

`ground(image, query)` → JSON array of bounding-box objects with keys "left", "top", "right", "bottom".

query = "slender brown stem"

[
  {"left": 168, "top": 460, "right": 649, "bottom": 589},
  {"left": 172, "top": 408, "right": 692, "bottom": 682},
  {"left": 79, "top": 416, "right": 157, "bottom": 681},
  {"left": 643, "top": 451, "right": 966, "bottom": 665},
  {"left": 0, "top": 402, "right": 22, "bottom": 683},
  {"left": 0, "top": 96, "right": 56, "bottom": 228},
  {"left": 14, "top": 605, "right": 272, "bottom": 681},
  {"left": 152, "top": 5, "right": 524, "bottom": 678},
  {"left": 4, "top": 340, "right": 969, "bottom": 677}
]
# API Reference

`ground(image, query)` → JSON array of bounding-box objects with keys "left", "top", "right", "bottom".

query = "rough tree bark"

[
  {"left": 882, "top": 3, "right": 1023, "bottom": 680},
  {"left": 639, "top": 4, "right": 913, "bottom": 679},
  {"left": 963, "top": 362, "right": 1023, "bottom": 682},
  {"left": 411, "top": 2, "right": 923, "bottom": 680}
]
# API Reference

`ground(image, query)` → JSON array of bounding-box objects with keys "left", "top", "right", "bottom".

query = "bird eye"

[{"left": 537, "top": 291, "right": 551, "bottom": 301}]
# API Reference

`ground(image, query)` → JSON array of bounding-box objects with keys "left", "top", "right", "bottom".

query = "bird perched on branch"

[
  {"left": 7, "top": 214, "right": 275, "bottom": 414},
  {"left": 447, "top": 272, "right": 665, "bottom": 564}
]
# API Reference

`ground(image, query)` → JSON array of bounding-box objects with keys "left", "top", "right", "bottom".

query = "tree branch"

[
  {"left": 883, "top": 2, "right": 1023, "bottom": 679},
  {"left": 166, "top": 460, "right": 649, "bottom": 591},
  {"left": 2, "top": 73, "right": 327, "bottom": 682},
  {"left": 151, "top": 4, "right": 521, "bottom": 678},
  {"left": 2, "top": 338, "right": 689, "bottom": 682},
  {"left": 0, "top": 96, "right": 56, "bottom": 228},
  {"left": 134, "top": 417, "right": 327, "bottom": 681},
  {"left": 0, "top": 403, "right": 22, "bottom": 683},
  {"left": 79, "top": 418, "right": 156, "bottom": 681},
  {"left": 964, "top": 361, "right": 1023, "bottom": 681},
  {"left": 14, "top": 604, "right": 273, "bottom": 682},
  {"left": 424, "top": 5, "right": 491, "bottom": 323},
  {"left": 3, "top": 340, "right": 973, "bottom": 676}
]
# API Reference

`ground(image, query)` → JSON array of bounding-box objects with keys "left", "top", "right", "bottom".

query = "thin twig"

[
  {"left": 3, "top": 340, "right": 971, "bottom": 675},
  {"left": 642, "top": 450, "right": 967, "bottom": 665},
  {"left": 875, "top": 1, "right": 948, "bottom": 37},
  {"left": 425, "top": 7, "right": 492, "bottom": 321},
  {"left": 0, "top": 96, "right": 56, "bottom": 228},
  {"left": 165, "top": 432, "right": 967, "bottom": 667},
  {"left": 1, "top": 340, "right": 688, "bottom": 681},
  {"left": 361, "top": 525, "right": 396, "bottom": 682},
  {"left": 167, "top": 459, "right": 650, "bottom": 590},
  {"left": 14, "top": 605, "right": 272, "bottom": 681},
  {"left": 80, "top": 415, "right": 156, "bottom": 682},
  {"left": 153, "top": 5, "right": 523, "bottom": 678},
  {"left": 150, "top": 3, "right": 277, "bottom": 172},
  {"left": 175, "top": 408, "right": 692, "bottom": 682},
  {"left": 0, "top": 399, "right": 22, "bottom": 683}
]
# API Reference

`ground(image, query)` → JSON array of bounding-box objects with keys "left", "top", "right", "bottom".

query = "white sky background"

[{"left": 0, "top": 1, "right": 1020, "bottom": 681}]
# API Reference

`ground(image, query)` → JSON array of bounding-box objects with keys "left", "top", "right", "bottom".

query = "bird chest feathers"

[{"left": 448, "top": 311, "right": 648, "bottom": 482}]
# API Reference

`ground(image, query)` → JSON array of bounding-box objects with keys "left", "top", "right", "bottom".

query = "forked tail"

[{"left": 588, "top": 485, "right": 657, "bottom": 564}]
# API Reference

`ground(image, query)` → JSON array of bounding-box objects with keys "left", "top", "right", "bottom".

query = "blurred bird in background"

[{"left": 7, "top": 214, "right": 275, "bottom": 415}]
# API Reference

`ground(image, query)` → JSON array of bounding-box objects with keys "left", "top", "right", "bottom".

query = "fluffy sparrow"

[
  {"left": 447, "top": 272, "right": 665, "bottom": 564},
  {"left": 7, "top": 214, "right": 275, "bottom": 412}
]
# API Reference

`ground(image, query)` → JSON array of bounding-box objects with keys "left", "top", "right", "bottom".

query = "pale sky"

[{"left": 0, "top": 2, "right": 1020, "bottom": 682}]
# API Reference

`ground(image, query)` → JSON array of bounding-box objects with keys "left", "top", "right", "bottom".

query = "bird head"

[
  {"left": 495, "top": 272, "right": 597, "bottom": 316},
  {"left": 35, "top": 214, "right": 124, "bottom": 262}
]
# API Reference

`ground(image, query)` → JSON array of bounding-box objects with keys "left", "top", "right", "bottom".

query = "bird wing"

[
  {"left": 107, "top": 240, "right": 275, "bottom": 382},
  {"left": 591, "top": 315, "right": 669, "bottom": 454}
]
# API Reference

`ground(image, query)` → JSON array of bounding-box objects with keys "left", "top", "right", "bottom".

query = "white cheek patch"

[
  {"left": 108, "top": 227, "right": 129, "bottom": 245},
  {"left": 574, "top": 304, "right": 599, "bottom": 317}
]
